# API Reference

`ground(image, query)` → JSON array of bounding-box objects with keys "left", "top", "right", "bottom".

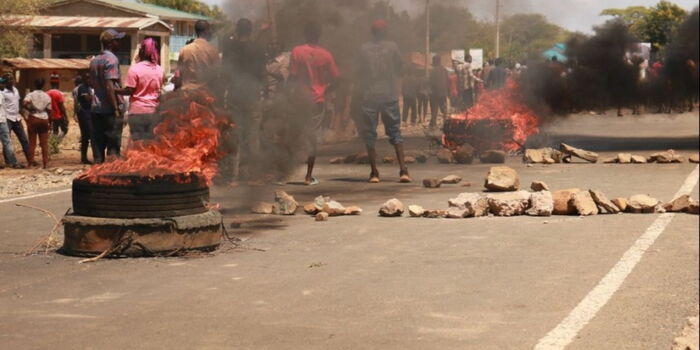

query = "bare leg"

[
  {"left": 394, "top": 143, "right": 411, "bottom": 183},
  {"left": 305, "top": 156, "right": 315, "bottom": 184},
  {"left": 367, "top": 146, "right": 380, "bottom": 183}
]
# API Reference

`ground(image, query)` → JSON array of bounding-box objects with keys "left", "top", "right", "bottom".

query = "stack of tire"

[{"left": 72, "top": 174, "right": 209, "bottom": 219}]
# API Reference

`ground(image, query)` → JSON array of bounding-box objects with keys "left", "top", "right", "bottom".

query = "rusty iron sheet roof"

[
  {"left": 2, "top": 58, "right": 91, "bottom": 70},
  {"left": 1, "top": 15, "right": 172, "bottom": 31}
]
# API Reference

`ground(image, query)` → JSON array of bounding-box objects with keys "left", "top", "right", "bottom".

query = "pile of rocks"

[
  {"left": 379, "top": 166, "right": 699, "bottom": 218},
  {"left": 524, "top": 143, "right": 598, "bottom": 164},
  {"left": 252, "top": 192, "right": 362, "bottom": 221},
  {"left": 525, "top": 144, "right": 699, "bottom": 165},
  {"left": 437, "top": 145, "right": 507, "bottom": 165}
]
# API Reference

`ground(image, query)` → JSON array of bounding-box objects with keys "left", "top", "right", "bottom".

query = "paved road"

[{"left": 0, "top": 114, "right": 698, "bottom": 349}]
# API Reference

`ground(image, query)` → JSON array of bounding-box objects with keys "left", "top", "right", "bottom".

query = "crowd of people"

[
  {"left": 0, "top": 17, "right": 522, "bottom": 183},
  {"left": 0, "top": 29, "right": 165, "bottom": 170}
]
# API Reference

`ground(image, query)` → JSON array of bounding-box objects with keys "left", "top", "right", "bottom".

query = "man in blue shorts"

[{"left": 354, "top": 20, "right": 411, "bottom": 183}]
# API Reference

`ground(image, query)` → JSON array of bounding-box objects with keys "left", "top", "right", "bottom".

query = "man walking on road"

[
  {"left": 288, "top": 21, "right": 340, "bottom": 186},
  {"left": 2, "top": 73, "right": 30, "bottom": 166},
  {"left": 353, "top": 20, "right": 411, "bottom": 184},
  {"left": 89, "top": 29, "right": 126, "bottom": 163}
]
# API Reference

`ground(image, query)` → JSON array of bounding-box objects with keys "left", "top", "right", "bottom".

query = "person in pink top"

[
  {"left": 119, "top": 38, "right": 164, "bottom": 141},
  {"left": 289, "top": 21, "right": 340, "bottom": 185}
]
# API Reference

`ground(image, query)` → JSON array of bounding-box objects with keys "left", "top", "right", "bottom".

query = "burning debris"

[
  {"left": 443, "top": 80, "right": 540, "bottom": 153},
  {"left": 77, "top": 89, "right": 228, "bottom": 186}
]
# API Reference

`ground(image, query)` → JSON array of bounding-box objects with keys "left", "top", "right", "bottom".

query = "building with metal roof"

[{"left": 40, "top": 0, "right": 212, "bottom": 61}]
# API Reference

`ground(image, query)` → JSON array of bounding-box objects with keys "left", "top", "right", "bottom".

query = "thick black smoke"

[{"left": 520, "top": 10, "right": 699, "bottom": 116}]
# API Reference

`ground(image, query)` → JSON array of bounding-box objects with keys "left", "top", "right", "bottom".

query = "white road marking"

[
  {"left": 535, "top": 165, "right": 699, "bottom": 350},
  {"left": 0, "top": 188, "right": 71, "bottom": 204}
]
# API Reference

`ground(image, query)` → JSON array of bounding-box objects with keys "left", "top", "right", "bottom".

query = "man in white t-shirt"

[
  {"left": 0, "top": 77, "right": 21, "bottom": 168},
  {"left": 2, "top": 73, "right": 30, "bottom": 165}
]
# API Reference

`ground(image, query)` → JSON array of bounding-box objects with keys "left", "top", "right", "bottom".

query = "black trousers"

[
  {"left": 462, "top": 88, "right": 475, "bottom": 109},
  {"left": 51, "top": 116, "right": 69, "bottom": 135},
  {"left": 402, "top": 95, "right": 417, "bottom": 124},
  {"left": 77, "top": 109, "right": 92, "bottom": 159},
  {"left": 429, "top": 95, "right": 448, "bottom": 127},
  {"left": 91, "top": 112, "right": 124, "bottom": 163},
  {"left": 6, "top": 119, "right": 30, "bottom": 162}
]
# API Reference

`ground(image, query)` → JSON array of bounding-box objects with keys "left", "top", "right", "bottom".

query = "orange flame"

[
  {"left": 444, "top": 79, "right": 540, "bottom": 151},
  {"left": 78, "top": 89, "right": 230, "bottom": 185}
]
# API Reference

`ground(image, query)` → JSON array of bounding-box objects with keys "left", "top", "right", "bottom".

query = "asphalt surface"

[{"left": 0, "top": 113, "right": 698, "bottom": 349}]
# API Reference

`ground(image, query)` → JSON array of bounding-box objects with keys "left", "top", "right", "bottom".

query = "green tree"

[
  {"left": 601, "top": 6, "right": 650, "bottom": 28},
  {"left": 139, "top": 0, "right": 226, "bottom": 21},
  {"left": 636, "top": 1, "right": 686, "bottom": 51},
  {"left": 0, "top": 0, "right": 50, "bottom": 59},
  {"left": 500, "top": 14, "right": 569, "bottom": 63}
]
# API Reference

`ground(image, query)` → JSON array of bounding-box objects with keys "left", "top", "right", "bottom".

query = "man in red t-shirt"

[
  {"left": 46, "top": 88, "right": 68, "bottom": 137},
  {"left": 289, "top": 21, "right": 340, "bottom": 185}
]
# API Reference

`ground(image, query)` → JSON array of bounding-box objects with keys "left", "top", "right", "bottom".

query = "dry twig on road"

[{"left": 16, "top": 203, "right": 62, "bottom": 255}]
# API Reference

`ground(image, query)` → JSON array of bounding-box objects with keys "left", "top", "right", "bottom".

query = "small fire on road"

[{"left": 443, "top": 80, "right": 540, "bottom": 152}]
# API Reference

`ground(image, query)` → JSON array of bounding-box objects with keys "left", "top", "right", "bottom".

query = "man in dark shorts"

[
  {"left": 354, "top": 20, "right": 411, "bottom": 184},
  {"left": 89, "top": 29, "right": 125, "bottom": 163},
  {"left": 288, "top": 21, "right": 340, "bottom": 186}
]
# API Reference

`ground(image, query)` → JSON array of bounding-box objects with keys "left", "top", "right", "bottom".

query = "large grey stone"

[
  {"left": 572, "top": 191, "right": 599, "bottom": 216},
  {"left": 589, "top": 189, "right": 620, "bottom": 214},
  {"left": 487, "top": 191, "right": 531, "bottom": 217},
  {"left": 379, "top": 198, "right": 405, "bottom": 217},
  {"left": 527, "top": 191, "right": 553, "bottom": 217},
  {"left": 484, "top": 166, "right": 520, "bottom": 192}
]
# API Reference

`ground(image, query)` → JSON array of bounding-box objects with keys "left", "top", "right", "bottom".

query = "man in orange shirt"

[
  {"left": 46, "top": 86, "right": 68, "bottom": 138},
  {"left": 178, "top": 20, "right": 220, "bottom": 89}
]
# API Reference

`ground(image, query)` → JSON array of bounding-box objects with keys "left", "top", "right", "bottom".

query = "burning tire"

[{"left": 72, "top": 174, "right": 210, "bottom": 219}]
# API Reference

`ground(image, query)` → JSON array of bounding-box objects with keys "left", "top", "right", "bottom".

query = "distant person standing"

[
  {"left": 178, "top": 20, "right": 220, "bottom": 89},
  {"left": 486, "top": 58, "right": 507, "bottom": 90},
  {"left": 428, "top": 55, "right": 449, "bottom": 127},
  {"left": 460, "top": 55, "right": 479, "bottom": 109},
  {"left": 354, "top": 20, "right": 411, "bottom": 184},
  {"left": 288, "top": 21, "right": 340, "bottom": 186},
  {"left": 49, "top": 71, "right": 60, "bottom": 90},
  {"left": 119, "top": 37, "right": 164, "bottom": 142},
  {"left": 22, "top": 79, "right": 52, "bottom": 169},
  {"left": 417, "top": 73, "right": 429, "bottom": 123},
  {"left": 74, "top": 73, "right": 94, "bottom": 164},
  {"left": 222, "top": 18, "right": 268, "bottom": 180},
  {"left": 2, "top": 73, "right": 30, "bottom": 166},
  {"left": 401, "top": 70, "right": 419, "bottom": 125},
  {"left": 47, "top": 85, "right": 68, "bottom": 138},
  {"left": 0, "top": 77, "right": 21, "bottom": 169},
  {"left": 89, "top": 28, "right": 126, "bottom": 163}
]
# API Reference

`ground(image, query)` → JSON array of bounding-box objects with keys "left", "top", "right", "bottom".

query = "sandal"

[
  {"left": 368, "top": 173, "right": 380, "bottom": 183},
  {"left": 305, "top": 177, "right": 320, "bottom": 186},
  {"left": 399, "top": 170, "right": 412, "bottom": 183}
]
